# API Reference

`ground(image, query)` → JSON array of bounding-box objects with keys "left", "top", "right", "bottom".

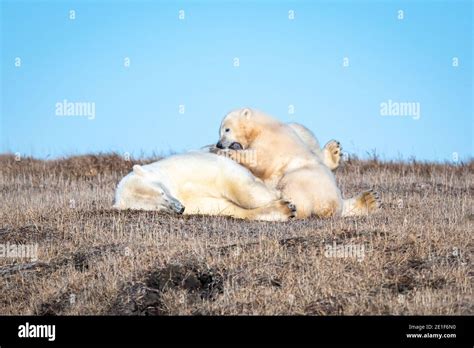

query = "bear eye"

[{"left": 225, "top": 128, "right": 230, "bottom": 132}]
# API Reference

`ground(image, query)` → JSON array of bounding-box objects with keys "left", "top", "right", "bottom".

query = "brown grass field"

[{"left": 0, "top": 153, "right": 472, "bottom": 315}]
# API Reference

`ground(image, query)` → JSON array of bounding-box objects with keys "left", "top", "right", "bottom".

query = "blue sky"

[{"left": 1, "top": 0, "right": 472, "bottom": 161}]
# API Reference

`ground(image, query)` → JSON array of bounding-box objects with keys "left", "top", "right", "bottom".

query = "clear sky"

[{"left": 1, "top": 0, "right": 472, "bottom": 161}]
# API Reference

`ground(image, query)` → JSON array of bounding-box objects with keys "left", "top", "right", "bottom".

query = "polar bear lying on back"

[
  {"left": 216, "top": 108, "right": 380, "bottom": 218},
  {"left": 113, "top": 151, "right": 296, "bottom": 221}
]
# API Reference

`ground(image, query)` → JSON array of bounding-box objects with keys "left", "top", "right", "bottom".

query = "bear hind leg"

[{"left": 342, "top": 189, "right": 380, "bottom": 216}]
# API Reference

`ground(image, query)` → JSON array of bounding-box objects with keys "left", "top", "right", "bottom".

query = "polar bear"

[
  {"left": 207, "top": 123, "right": 342, "bottom": 170},
  {"left": 113, "top": 151, "right": 296, "bottom": 221},
  {"left": 216, "top": 108, "right": 380, "bottom": 218},
  {"left": 287, "top": 123, "right": 342, "bottom": 170}
]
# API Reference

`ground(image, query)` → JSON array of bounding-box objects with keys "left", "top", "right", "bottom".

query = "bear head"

[{"left": 216, "top": 108, "right": 262, "bottom": 150}]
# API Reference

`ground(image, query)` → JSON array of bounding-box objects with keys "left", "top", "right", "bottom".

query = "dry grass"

[{"left": 0, "top": 153, "right": 472, "bottom": 315}]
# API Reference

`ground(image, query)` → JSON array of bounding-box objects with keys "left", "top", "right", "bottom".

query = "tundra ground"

[{"left": 0, "top": 154, "right": 472, "bottom": 315}]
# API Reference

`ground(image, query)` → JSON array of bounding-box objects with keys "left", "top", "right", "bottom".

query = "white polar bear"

[
  {"left": 287, "top": 123, "right": 342, "bottom": 171},
  {"left": 216, "top": 108, "right": 380, "bottom": 219},
  {"left": 113, "top": 151, "right": 296, "bottom": 221},
  {"left": 206, "top": 123, "right": 342, "bottom": 171}
]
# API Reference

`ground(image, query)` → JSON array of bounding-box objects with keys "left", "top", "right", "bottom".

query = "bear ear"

[
  {"left": 241, "top": 108, "right": 252, "bottom": 119},
  {"left": 133, "top": 165, "right": 147, "bottom": 177}
]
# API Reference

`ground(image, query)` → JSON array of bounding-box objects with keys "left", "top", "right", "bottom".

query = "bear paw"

[
  {"left": 359, "top": 189, "right": 381, "bottom": 212},
  {"left": 323, "top": 140, "right": 342, "bottom": 170}
]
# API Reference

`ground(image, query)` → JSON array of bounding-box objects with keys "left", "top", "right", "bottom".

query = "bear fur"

[
  {"left": 113, "top": 151, "right": 296, "bottom": 221},
  {"left": 217, "top": 108, "right": 379, "bottom": 218},
  {"left": 287, "top": 122, "right": 342, "bottom": 171}
]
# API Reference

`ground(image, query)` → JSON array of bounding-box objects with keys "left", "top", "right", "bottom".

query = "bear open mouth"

[{"left": 229, "top": 142, "right": 243, "bottom": 150}]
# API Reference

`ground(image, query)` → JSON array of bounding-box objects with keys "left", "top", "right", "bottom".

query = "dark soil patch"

[
  {"left": 0, "top": 225, "right": 59, "bottom": 244},
  {"left": 382, "top": 258, "right": 449, "bottom": 294},
  {"left": 35, "top": 291, "right": 75, "bottom": 315},
  {"left": 305, "top": 296, "right": 346, "bottom": 315},
  {"left": 146, "top": 264, "right": 224, "bottom": 300},
  {"left": 0, "top": 244, "right": 124, "bottom": 277},
  {"left": 109, "top": 262, "right": 225, "bottom": 315}
]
